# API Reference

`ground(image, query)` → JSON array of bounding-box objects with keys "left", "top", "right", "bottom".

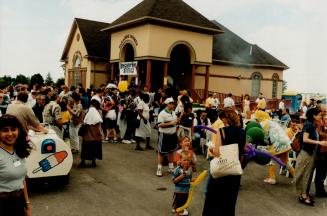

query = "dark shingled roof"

[
  {"left": 75, "top": 18, "right": 111, "bottom": 59},
  {"left": 212, "top": 20, "right": 288, "bottom": 69},
  {"left": 107, "top": 0, "right": 222, "bottom": 33},
  {"left": 61, "top": 18, "right": 111, "bottom": 61}
]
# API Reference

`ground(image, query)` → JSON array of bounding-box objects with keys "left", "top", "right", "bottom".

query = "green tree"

[
  {"left": 45, "top": 72, "right": 54, "bottom": 85},
  {"left": 0, "top": 76, "right": 14, "bottom": 89},
  {"left": 55, "top": 78, "right": 65, "bottom": 89},
  {"left": 282, "top": 80, "right": 288, "bottom": 93},
  {"left": 15, "top": 74, "right": 30, "bottom": 85},
  {"left": 30, "top": 73, "right": 44, "bottom": 87}
]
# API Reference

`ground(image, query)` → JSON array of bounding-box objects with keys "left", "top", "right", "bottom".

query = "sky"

[{"left": 0, "top": 0, "right": 326, "bottom": 94}]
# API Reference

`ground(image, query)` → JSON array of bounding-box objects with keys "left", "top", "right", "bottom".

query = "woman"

[
  {"left": 203, "top": 108, "right": 246, "bottom": 216},
  {"left": 295, "top": 108, "right": 327, "bottom": 206},
  {"left": 68, "top": 92, "right": 84, "bottom": 154},
  {"left": 0, "top": 114, "right": 32, "bottom": 216},
  {"left": 243, "top": 94, "right": 250, "bottom": 118},
  {"left": 135, "top": 93, "right": 153, "bottom": 150},
  {"left": 79, "top": 99, "right": 103, "bottom": 168}
]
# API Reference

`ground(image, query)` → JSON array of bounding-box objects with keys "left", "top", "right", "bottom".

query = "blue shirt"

[{"left": 172, "top": 166, "right": 192, "bottom": 193}]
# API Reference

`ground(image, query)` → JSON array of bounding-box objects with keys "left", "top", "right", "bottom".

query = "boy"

[{"left": 172, "top": 151, "right": 192, "bottom": 216}]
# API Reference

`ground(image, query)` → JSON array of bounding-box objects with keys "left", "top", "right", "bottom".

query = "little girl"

[
  {"left": 175, "top": 136, "right": 197, "bottom": 172},
  {"left": 172, "top": 150, "right": 193, "bottom": 216},
  {"left": 60, "top": 98, "right": 71, "bottom": 147}
]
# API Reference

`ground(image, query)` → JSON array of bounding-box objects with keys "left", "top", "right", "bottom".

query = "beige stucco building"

[{"left": 60, "top": 0, "right": 288, "bottom": 101}]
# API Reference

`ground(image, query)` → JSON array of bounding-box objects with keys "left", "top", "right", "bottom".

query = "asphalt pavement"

[{"left": 28, "top": 137, "right": 327, "bottom": 216}]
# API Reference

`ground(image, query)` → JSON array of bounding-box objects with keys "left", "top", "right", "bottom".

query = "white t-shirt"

[
  {"left": 212, "top": 98, "right": 220, "bottom": 108},
  {"left": 158, "top": 108, "right": 177, "bottom": 134},
  {"left": 278, "top": 101, "right": 285, "bottom": 110},
  {"left": 137, "top": 100, "right": 150, "bottom": 120},
  {"left": 223, "top": 97, "right": 235, "bottom": 108}
]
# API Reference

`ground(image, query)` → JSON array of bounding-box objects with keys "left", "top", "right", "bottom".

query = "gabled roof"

[
  {"left": 103, "top": 0, "right": 222, "bottom": 34},
  {"left": 61, "top": 18, "right": 111, "bottom": 61},
  {"left": 211, "top": 20, "right": 288, "bottom": 69}
]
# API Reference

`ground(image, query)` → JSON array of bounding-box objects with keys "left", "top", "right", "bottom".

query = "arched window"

[
  {"left": 251, "top": 72, "right": 262, "bottom": 97},
  {"left": 272, "top": 73, "right": 279, "bottom": 98},
  {"left": 72, "top": 52, "right": 82, "bottom": 87}
]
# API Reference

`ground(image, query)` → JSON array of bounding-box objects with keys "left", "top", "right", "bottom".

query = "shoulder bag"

[{"left": 210, "top": 128, "right": 243, "bottom": 178}]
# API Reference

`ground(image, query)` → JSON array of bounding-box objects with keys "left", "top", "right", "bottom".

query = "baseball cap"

[{"left": 164, "top": 97, "right": 175, "bottom": 104}]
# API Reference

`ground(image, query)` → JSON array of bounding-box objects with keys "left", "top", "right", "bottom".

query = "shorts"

[
  {"left": 105, "top": 118, "right": 117, "bottom": 130},
  {"left": 172, "top": 192, "right": 189, "bottom": 210},
  {"left": 157, "top": 132, "right": 178, "bottom": 154}
]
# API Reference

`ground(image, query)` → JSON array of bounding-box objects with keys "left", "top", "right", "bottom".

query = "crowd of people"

[{"left": 0, "top": 82, "right": 326, "bottom": 215}]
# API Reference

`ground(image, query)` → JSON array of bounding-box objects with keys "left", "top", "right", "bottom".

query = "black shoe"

[
  {"left": 135, "top": 146, "right": 144, "bottom": 151},
  {"left": 299, "top": 195, "right": 314, "bottom": 206},
  {"left": 316, "top": 191, "right": 327, "bottom": 197},
  {"left": 91, "top": 162, "right": 96, "bottom": 167},
  {"left": 145, "top": 145, "right": 154, "bottom": 150},
  {"left": 78, "top": 162, "right": 85, "bottom": 168}
]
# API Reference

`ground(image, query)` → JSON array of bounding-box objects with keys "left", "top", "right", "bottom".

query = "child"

[
  {"left": 175, "top": 136, "right": 197, "bottom": 172},
  {"left": 60, "top": 98, "right": 71, "bottom": 147},
  {"left": 172, "top": 150, "right": 193, "bottom": 216},
  {"left": 105, "top": 103, "right": 118, "bottom": 142}
]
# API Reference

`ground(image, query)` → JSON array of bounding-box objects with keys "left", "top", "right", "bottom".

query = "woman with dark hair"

[
  {"left": 135, "top": 93, "right": 153, "bottom": 150},
  {"left": 0, "top": 114, "right": 32, "bottom": 215},
  {"left": 295, "top": 108, "right": 327, "bottom": 206},
  {"left": 203, "top": 108, "right": 245, "bottom": 216},
  {"left": 79, "top": 99, "right": 103, "bottom": 168}
]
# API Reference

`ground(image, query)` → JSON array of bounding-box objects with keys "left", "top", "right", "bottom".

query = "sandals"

[{"left": 299, "top": 194, "right": 314, "bottom": 206}]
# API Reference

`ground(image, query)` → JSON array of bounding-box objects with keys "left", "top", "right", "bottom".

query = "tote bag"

[{"left": 210, "top": 143, "right": 243, "bottom": 178}]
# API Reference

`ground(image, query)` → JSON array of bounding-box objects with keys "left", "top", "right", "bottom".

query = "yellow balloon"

[
  {"left": 117, "top": 80, "right": 128, "bottom": 92},
  {"left": 176, "top": 170, "right": 208, "bottom": 213}
]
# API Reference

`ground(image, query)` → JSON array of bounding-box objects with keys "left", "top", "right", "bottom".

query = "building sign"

[
  {"left": 119, "top": 61, "right": 138, "bottom": 75},
  {"left": 119, "top": 34, "right": 138, "bottom": 49}
]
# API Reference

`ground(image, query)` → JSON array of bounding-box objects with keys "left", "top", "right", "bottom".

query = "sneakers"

[
  {"left": 180, "top": 209, "right": 189, "bottom": 215},
  {"left": 122, "top": 139, "right": 132, "bottom": 144},
  {"left": 104, "top": 137, "right": 109, "bottom": 142},
  {"left": 131, "top": 139, "right": 136, "bottom": 143},
  {"left": 135, "top": 146, "right": 145, "bottom": 151},
  {"left": 145, "top": 145, "right": 154, "bottom": 150},
  {"left": 112, "top": 138, "right": 118, "bottom": 143},
  {"left": 264, "top": 178, "right": 276, "bottom": 185},
  {"left": 156, "top": 168, "right": 163, "bottom": 177}
]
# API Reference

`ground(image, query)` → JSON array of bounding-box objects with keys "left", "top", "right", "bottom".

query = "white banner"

[{"left": 119, "top": 61, "right": 138, "bottom": 75}]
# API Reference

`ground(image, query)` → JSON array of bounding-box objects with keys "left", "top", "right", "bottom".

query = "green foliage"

[
  {"left": 0, "top": 76, "right": 14, "bottom": 89},
  {"left": 45, "top": 72, "right": 54, "bottom": 85},
  {"left": 282, "top": 80, "right": 287, "bottom": 93},
  {"left": 55, "top": 78, "right": 65, "bottom": 88},
  {"left": 30, "top": 74, "right": 44, "bottom": 87},
  {"left": 15, "top": 74, "right": 30, "bottom": 84}
]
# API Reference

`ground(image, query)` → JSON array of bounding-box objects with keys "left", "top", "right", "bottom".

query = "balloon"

[
  {"left": 246, "top": 127, "right": 265, "bottom": 144},
  {"left": 176, "top": 170, "right": 208, "bottom": 213},
  {"left": 245, "top": 121, "right": 262, "bottom": 132},
  {"left": 194, "top": 125, "right": 217, "bottom": 134},
  {"left": 244, "top": 144, "right": 286, "bottom": 168}
]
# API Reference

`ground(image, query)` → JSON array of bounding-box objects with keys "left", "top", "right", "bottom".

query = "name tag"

[{"left": 13, "top": 159, "right": 22, "bottom": 167}]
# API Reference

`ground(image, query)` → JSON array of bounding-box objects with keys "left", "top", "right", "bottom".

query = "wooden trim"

[
  {"left": 111, "top": 64, "right": 114, "bottom": 81},
  {"left": 204, "top": 66, "right": 210, "bottom": 99},
  {"left": 90, "top": 70, "right": 107, "bottom": 74},
  {"left": 212, "top": 59, "right": 289, "bottom": 70},
  {"left": 146, "top": 59, "right": 152, "bottom": 88},
  {"left": 163, "top": 62, "right": 168, "bottom": 88},
  {"left": 102, "top": 16, "right": 223, "bottom": 34},
  {"left": 191, "top": 64, "right": 196, "bottom": 89},
  {"left": 195, "top": 72, "right": 283, "bottom": 81},
  {"left": 135, "top": 56, "right": 169, "bottom": 61}
]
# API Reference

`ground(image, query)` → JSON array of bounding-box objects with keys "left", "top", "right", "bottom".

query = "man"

[
  {"left": 223, "top": 93, "right": 235, "bottom": 108},
  {"left": 6, "top": 91, "right": 48, "bottom": 134},
  {"left": 205, "top": 93, "right": 213, "bottom": 109},
  {"left": 315, "top": 105, "right": 327, "bottom": 197},
  {"left": 212, "top": 93, "right": 220, "bottom": 110},
  {"left": 43, "top": 92, "right": 62, "bottom": 138},
  {"left": 32, "top": 94, "right": 46, "bottom": 123},
  {"left": 256, "top": 93, "right": 266, "bottom": 111},
  {"left": 156, "top": 97, "right": 178, "bottom": 177}
]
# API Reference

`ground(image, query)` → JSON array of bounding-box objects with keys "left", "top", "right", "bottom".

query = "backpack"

[
  {"left": 291, "top": 131, "right": 303, "bottom": 153},
  {"left": 72, "top": 109, "right": 85, "bottom": 126}
]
